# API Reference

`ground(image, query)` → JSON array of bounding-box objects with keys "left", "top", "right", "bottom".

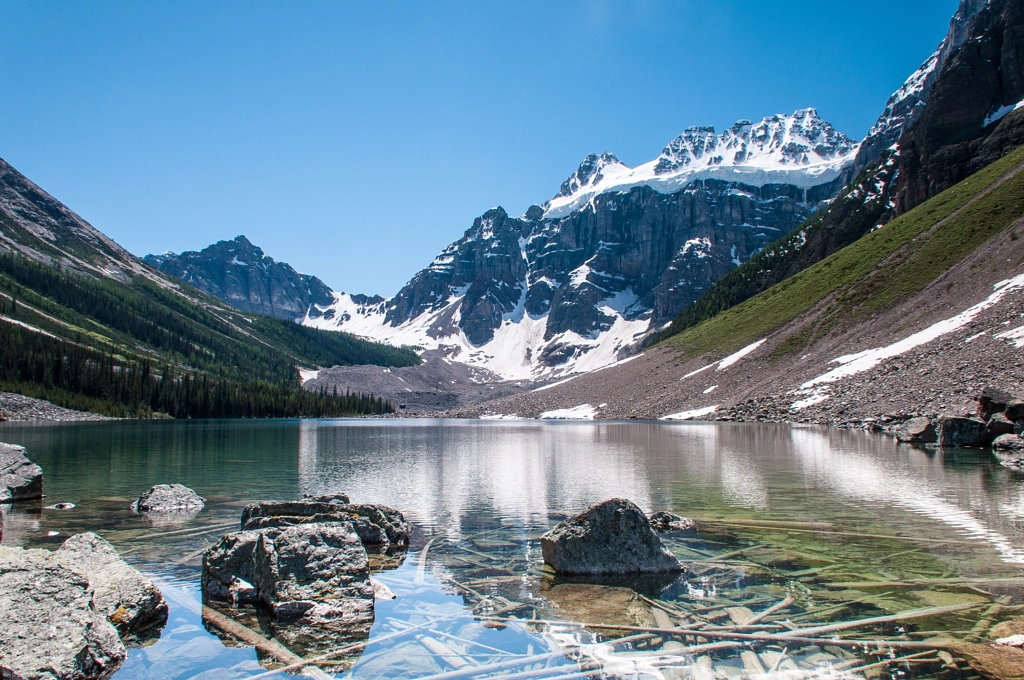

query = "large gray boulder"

[
  {"left": 55, "top": 533, "right": 167, "bottom": 640},
  {"left": 895, "top": 417, "right": 937, "bottom": 443},
  {"left": 0, "top": 442, "right": 43, "bottom": 502},
  {"left": 0, "top": 533, "right": 165, "bottom": 679},
  {"left": 541, "top": 498, "right": 683, "bottom": 575},
  {"left": 203, "top": 522, "right": 375, "bottom": 657},
  {"left": 241, "top": 499, "right": 411, "bottom": 551},
  {"left": 937, "top": 417, "right": 993, "bottom": 448},
  {"left": 130, "top": 484, "right": 205, "bottom": 514}
]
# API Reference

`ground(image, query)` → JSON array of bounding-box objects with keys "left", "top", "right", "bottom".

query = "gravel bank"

[{"left": 0, "top": 392, "right": 113, "bottom": 422}]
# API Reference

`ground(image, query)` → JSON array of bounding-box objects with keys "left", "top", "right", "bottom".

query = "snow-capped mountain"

[
  {"left": 545, "top": 109, "right": 857, "bottom": 218},
  {"left": 303, "top": 109, "right": 860, "bottom": 380}
]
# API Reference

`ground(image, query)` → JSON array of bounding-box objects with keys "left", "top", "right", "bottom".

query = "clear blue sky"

[{"left": 0, "top": 1, "right": 959, "bottom": 296}]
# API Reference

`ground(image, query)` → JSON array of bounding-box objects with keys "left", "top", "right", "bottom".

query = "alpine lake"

[{"left": 2, "top": 419, "right": 1023, "bottom": 680}]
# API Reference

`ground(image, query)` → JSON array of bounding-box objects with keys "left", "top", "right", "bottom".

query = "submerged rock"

[
  {"left": 895, "top": 417, "right": 937, "bottom": 443},
  {"left": 0, "top": 533, "right": 166, "bottom": 679},
  {"left": 131, "top": 484, "right": 205, "bottom": 514},
  {"left": 937, "top": 417, "right": 992, "bottom": 448},
  {"left": 0, "top": 442, "right": 43, "bottom": 502},
  {"left": 542, "top": 583, "right": 656, "bottom": 632},
  {"left": 541, "top": 498, "right": 683, "bottom": 575},
  {"left": 648, "top": 510, "right": 697, "bottom": 532}
]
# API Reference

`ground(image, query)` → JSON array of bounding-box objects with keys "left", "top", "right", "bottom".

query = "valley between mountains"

[{"left": 4, "top": 0, "right": 1024, "bottom": 426}]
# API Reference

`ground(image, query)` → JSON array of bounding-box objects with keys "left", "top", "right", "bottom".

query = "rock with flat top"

[
  {"left": 895, "top": 417, "right": 937, "bottom": 443},
  {"left": 131, "top": 484, "right": 205, "bottom": 515},
  {"left": 241, "top": 499, "right": 411, "bottom": 551},
  {"left": 988, "top": 413, "right": 1017, "bottom": 436},
  {"left": 0, "top": 442, "right": 43, "bottom": 502},
  {"left": 937, "top": 417, "right": 992, "bottom": 448},
  {"left": 541, "top": 498, "right": 683, "bottom": 575}
]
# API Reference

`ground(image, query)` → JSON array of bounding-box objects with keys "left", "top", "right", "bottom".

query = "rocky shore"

[{"left": 0, "top": 392, "right": 113, "bottom": 422}]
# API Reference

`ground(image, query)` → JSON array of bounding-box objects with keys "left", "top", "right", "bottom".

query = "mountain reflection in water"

[{"left": 1, "top": 419, "right": 1022, "bottom": 679}]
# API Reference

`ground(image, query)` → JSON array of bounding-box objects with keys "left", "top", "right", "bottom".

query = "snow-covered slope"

[
  {"left": 302, "top": 108, "right": 859, "bottom": 381},
  {"left": 545, "top": 109, "right": 857, "bottom": 218}
]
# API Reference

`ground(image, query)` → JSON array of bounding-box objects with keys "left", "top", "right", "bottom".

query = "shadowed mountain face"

[{"left": 146, "top": 236, "right": 335, "bottom": 321}]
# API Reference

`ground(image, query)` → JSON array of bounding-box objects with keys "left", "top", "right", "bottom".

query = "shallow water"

[{"left": 2, "top": 419, "right": 1023, "bottom": 679}]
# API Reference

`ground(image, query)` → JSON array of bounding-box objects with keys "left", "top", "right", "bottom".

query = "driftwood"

[
  {"left": 414, "top": 538, "right": 436, "bottom": 586},
  {"left": 778, "top": 602, "right": 983, "bottom": 638},
  {"left": 411, "top": 651, "right": 568, "bottom": 680},
  {"left": 201, "top": 606, "right": 332, "bottom": 680},
  {"left": 418, "top": 635, "right": 477, "bottom": 670}
]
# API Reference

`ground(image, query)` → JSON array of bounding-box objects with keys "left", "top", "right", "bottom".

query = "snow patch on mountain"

[{"left": 545, "top": 109, "right": 857, "bottom": 218}]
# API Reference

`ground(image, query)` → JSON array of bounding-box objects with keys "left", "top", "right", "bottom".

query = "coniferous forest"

[{"left": 0, "top": 251, "right": 412, "bottom": 418}]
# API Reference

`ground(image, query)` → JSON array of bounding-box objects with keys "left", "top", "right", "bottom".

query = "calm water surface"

[{"left": 1, "top": 420, "right": 1023, "bottom": 679}]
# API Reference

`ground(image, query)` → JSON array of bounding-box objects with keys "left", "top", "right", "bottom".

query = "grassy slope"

[{"left": 661, "top": 144, "right": 1024, "bottom": 362}]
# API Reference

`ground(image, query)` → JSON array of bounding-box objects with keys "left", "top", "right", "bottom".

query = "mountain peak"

[
  {"left": 556, "top": 152, "right": 628, "bottom": 199},
  {"left": 544, "top": 108, "right": 857, "bottom": 218}
]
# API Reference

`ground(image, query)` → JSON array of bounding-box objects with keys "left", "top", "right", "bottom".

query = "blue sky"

[{"left": 0, "top": 1, "right": 958, "bottom": 296}]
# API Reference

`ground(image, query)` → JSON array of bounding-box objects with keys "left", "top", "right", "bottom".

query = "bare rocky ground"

[
  {"left": 445, "top": 217, "right": 1024, "bottom": 427},
  {"left": 0, "top": 392, "right": 113, "bottom": 422},
  {"left": 306, "top": 348, "right": 550, "bottom": 415}
]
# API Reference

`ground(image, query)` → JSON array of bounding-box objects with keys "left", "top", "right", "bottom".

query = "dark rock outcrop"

[
  {"left": 988, "top": 413, "right": 1017, "bottom": 436},
  {"left": 937, "top": 416, "right": 993, "bottom": 447},
  {"left": 146, "top": 235, "right": 335, "bottom": 321},
  {"left": 0, "top": 443, "right": 42, "bottom": 502},
  {"left": 979, "top": 386, "right": 1017, "bottom": 422},
  {"left": 0, "top": 533, "right": 166, "bottom": 679},
  {"left": 1004, "top": 400, "right": 1024, "bottom": 422},
  {"left": 896, "top": 416, "right": 938, "bottom": 443},
  {"left": 541, "top": 498, "right": 683, "bottom": 575},
  {"left": 131, "top": 484, "right": 205, "bottom": 515}
]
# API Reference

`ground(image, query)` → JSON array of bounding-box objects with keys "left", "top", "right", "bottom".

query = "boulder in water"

[
  {"left": 648, "top": 510, "right": 696, "bottom": 532},
  {"left": 895, "top": 417, "right": 937, "bottom": 443},
  {"left": 55, "top": 532, "right": 168, "bottom": 640},
  {"left": 131, "top": 484, "right": 205, "bottom": 514},
  {"left": 937, "top": 417, "right": 992, "bottom": 448},
  {"left": 541, "top": 498, "right": 683, "bottom": 575},
  {"left": 0, "top": 533, "right": 166, "bottom": 679},
  {"left": 0, "top": 442, "right": 43, "bottom": 502}
]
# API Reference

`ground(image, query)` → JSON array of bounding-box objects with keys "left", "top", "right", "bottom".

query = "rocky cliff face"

[
  {"left": 891, "top": 0, "right": 1024, "bottom": 213},
  {"left": 304, "top": 109, "right": 859, "bottom": 379},
  {"left": 146, "top": 236, "right": 334, "bottom": 321}
]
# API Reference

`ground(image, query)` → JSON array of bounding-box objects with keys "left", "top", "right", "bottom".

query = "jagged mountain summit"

[
  {"left": 302, "top": 109, "right": 860, "bottom": 380},
  {"left": 146, "top": 236, "right": 334, "bottom": 321},
  {"left": 545, "top": 108, "right": 857, "bottom": 218}
]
